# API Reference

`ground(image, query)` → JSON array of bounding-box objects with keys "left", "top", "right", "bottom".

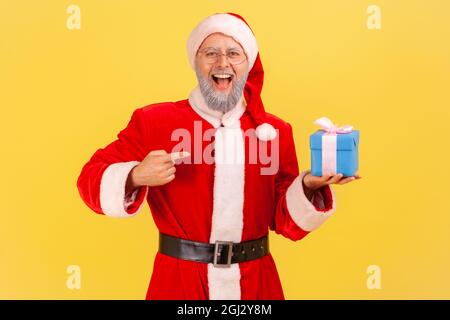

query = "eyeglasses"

[{"left": 197, "top": 48, "right": 247, "bottom": 65}]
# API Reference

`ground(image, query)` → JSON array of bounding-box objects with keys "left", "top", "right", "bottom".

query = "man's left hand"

[
  {"left": 302, "top": 170, "right": 362, "bottom": 200},
  {"left": 303, "top": 170, "right": 362, "bottom": 190}
]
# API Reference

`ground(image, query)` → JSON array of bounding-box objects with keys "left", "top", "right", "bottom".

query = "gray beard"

[{"left": 195, "top": 64, "right": 248, "bottom": 114}]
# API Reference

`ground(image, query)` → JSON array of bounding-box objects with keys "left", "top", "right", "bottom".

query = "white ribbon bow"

[
  {"left": 313, "top": 117, "right": 353, "bottom": 175},
  {"left": 314, "top": 116, "right": 353, "bottom": 135}
]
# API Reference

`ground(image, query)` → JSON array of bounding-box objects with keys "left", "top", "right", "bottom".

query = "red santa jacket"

[{"left": 77, "top": 88, "right": 336, "bottom": 300}]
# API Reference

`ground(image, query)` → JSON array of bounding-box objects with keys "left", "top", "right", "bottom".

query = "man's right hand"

[{"left": 127, "top": 150, "right": 190, "bottom": 189}]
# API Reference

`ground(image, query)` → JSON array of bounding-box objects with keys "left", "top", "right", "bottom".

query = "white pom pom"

[{"left": 255, "top": 123, "right": 277, "bottom": 141}]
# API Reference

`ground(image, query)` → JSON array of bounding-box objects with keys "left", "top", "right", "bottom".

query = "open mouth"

[{"left": 211, "top": 74, "right": 234, "bottom": 90}]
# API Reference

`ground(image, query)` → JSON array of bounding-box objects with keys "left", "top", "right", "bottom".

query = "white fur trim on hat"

[
  {"left": 187, "top": 13, "right": 259, "bottom": 71},
  {"left": 255, "top": 123, "right": 277, "bottom": 141}
]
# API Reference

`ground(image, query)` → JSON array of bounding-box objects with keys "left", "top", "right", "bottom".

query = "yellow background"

[{"left": 1, "top": 0, "right": 449, "bottom": 299}]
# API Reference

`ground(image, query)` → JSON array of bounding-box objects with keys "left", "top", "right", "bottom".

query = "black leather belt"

[{"left": 159, "top": 233, "right": 269, "bottom": 268}]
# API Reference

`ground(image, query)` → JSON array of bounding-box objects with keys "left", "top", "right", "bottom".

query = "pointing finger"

[
  {"left": 170, "top": 151, "right": 191, "bottom": 162},
  {"left": 152, "top": 151, "right": 188, "bottom": 163}
]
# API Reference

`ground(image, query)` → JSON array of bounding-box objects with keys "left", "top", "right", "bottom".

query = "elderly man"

[{"left": 77, "top": 12, "right": 360, "bottom": 300}]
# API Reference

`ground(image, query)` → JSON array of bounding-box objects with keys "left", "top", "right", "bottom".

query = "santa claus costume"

[{"left": 77, "top": 12, "right": 336, "bottom": 300}]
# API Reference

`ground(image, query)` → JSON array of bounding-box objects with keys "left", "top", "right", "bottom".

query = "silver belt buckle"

[{"left": 213, "top": 241, "right": 233, "bottom": 268}]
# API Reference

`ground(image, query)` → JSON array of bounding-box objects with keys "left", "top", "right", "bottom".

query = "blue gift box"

[{"left": 310, "top": 130, "right": 360, "bottom": 177}]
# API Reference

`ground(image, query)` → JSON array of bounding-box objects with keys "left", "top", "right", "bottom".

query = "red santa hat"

[{"left": 186, "top": 12, "right": 277, "bottom": 141}]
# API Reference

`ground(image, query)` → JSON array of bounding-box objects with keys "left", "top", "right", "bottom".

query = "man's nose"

[{"left": 216, "top": 54, "right": 230, "bottom": 68}]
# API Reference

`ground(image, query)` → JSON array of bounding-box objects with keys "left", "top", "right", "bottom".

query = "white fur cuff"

[
  {"left": 99, "top": 161, "right": 147, "bottom": 218},
  {"left": 285, "top": 170, "right": 336, "bottom": 232}
]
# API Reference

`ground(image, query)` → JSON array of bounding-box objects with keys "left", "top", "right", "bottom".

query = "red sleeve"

[
  {"left": 76, "top": 108, "right": 149, "bottom": 217},
  {"left": 270, "top": 123, "right": 336, "bottom": 241}
]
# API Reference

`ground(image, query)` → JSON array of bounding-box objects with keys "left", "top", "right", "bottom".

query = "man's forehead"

[
  {"left": 201, "top": 46, "right": 242, "bottom": 51},
  {"left": 199, "top": 33, "right": 244, "bottom": 50}
]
